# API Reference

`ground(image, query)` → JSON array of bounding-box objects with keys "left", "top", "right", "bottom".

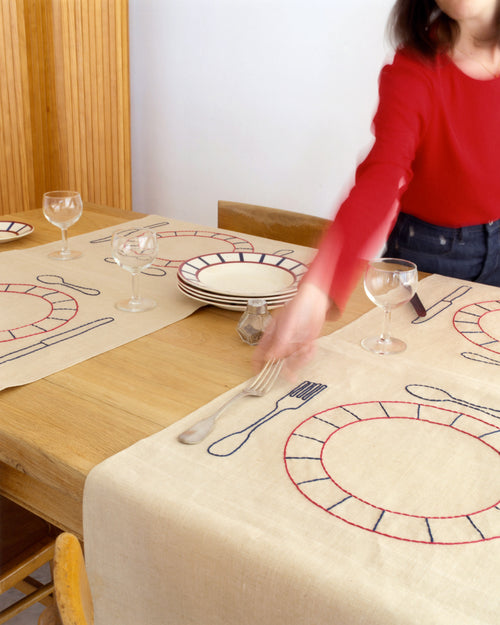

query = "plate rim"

[
  {"left": 177, "top": 275, "right": 296, "bottom": 303},
  {"left": 177, "top": 281, "right": 290, "bottom": 311},
  {"left": 177, "top": 251, "right": 307, "bottom": 297},
  {"left": 0, "top": 220, "right": 34, "bottom": 242}
]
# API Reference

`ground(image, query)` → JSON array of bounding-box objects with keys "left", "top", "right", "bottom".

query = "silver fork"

[
  {"left": 177, "top": 358, "right": 284, "bottom": 444},
  {"left": 207, "top": 380, "right": 327, "bottom": 457}
]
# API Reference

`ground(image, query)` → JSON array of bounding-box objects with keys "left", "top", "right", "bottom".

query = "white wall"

[{"left": 129, "top": 0, "right": 395, "bottom": 226}]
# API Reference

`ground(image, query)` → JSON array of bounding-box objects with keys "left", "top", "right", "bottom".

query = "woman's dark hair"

[
  {"left": 389, "top": 0, "right": 500, "bottom": 56},
  {"left": 388, "top": 0, "right": 458, "bottom": 56}
]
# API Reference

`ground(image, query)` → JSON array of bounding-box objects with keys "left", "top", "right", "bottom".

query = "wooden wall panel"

[
  {"left": 0, "top": 0, "right": 131, "bottom": 216},
  {"left": 0, "top": 0, "right": 35, "bottom": 214}
]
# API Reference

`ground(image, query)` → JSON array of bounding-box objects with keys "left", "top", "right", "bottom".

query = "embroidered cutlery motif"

[
  {"left": 405, "top": 383, "right": 500, "bottom": 421},
  {"left": 207, "top": 380, "right": 327, "bottom": 457},
  {"left": 411, "top": 285, "right": 471, "bottom": 324}
]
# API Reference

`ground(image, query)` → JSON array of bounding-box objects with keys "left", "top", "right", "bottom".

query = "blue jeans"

[{"left": 384, "top": 213, "right": 500, "bottom": 287}]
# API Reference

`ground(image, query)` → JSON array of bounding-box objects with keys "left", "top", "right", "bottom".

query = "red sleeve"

[{"left": 306, "top": 50, "right": 433, "bottom": 310}]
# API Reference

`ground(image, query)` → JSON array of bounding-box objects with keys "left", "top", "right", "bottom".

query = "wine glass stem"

[
  {"left": 380, "top": 308, "right": 392, "bottom": 343},
  {"left": 131, "top": 272, "right": 141, "bottom": 303},
  {"left": 61, "top": 228, "right": 69, "bottom": 253}
]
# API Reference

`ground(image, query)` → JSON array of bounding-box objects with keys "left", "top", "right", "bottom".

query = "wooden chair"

[
  {"left": 38, "top": 532, "right": 94, "bottom": 625},
  {"left": 0, "top": 496, "right": 58, "bottom": 624},
  {"left": 217, "top": 200, "right": 330, "bottom": 248}
]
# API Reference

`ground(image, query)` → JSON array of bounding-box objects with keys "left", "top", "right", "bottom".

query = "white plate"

[
  {"left": 177, "top": 275, "right": 294, "bottom": 305},
  {"left": 177, "top": 281, "right": 292, "bottom": 311},
  {"left": 178, "top": 252, "right": 308, "bottom": 297},
  {"left": 0, "top": 220, "right": 34, "bottom": 242},
  {"left": 178, "top": 285, "right": 293, "bottom": 310}
]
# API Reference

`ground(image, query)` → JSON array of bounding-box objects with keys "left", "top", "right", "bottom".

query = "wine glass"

[
  {"left": 361, "top": 257, "right": 418, "bottom": 355},
  {"left": 111, "top": 228, "right": 158, "bottom": 312},
  {"left": 42, "top": 191, "right": 83, "bottom": 260}
]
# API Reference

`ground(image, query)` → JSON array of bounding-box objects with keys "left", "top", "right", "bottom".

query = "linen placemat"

[
  {"left": 333, "top": 272, "right": 500, "bottom": 375},
  {"left": 83, "top": 274, "right": 500, "bottom": 625},
  {"left": 0, "top": 215, "right": 313, "bottom": 390}
]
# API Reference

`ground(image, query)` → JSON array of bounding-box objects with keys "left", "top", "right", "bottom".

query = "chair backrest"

[
  {"left": 217, "top": 200, "right": 330, "bottom": 248},
  {"left": 51, "top": 533, "right": 94, "bottom": 625},
  {"left": 0, "top": 496, "right": 57, "bottom": 624}
]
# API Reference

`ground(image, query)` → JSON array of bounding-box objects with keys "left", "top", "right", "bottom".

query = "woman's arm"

[{"left": 255, "top": 50, "right": 433, "bottom": 374}]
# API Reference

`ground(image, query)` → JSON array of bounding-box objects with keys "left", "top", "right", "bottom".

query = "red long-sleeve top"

[{"left": 307, "top": 48, "right": 500, "bottom": 310}]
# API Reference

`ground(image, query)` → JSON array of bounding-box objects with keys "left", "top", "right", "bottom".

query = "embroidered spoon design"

[
  {"left": 405, "top": 384, "right": 500, "bottom": 420},
  {"left": 37, "top": 274, "right": 100, "bottom": 296}
]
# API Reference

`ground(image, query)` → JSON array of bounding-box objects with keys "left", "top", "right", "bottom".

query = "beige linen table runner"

[
  {"left": 0, "top": 214, "right": 312, "bottom": 390},
  {"left": 84, "top": 274, "right": 500, "bottom": 625}
]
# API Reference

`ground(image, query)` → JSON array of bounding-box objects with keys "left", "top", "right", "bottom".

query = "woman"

[{"left": 256, "top": 0, "right": 500, "bottom": 376}]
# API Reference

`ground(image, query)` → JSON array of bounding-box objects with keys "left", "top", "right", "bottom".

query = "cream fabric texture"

[
  {"left": 84, "top": 274, "right": 500, "bottom": 625},
  {"left": 0, "top": 215, "right": 311, "bottom": 390}
]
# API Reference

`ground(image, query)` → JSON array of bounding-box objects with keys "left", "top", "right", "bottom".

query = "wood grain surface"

[{"left": 0, "top": 205, "right": 374, "bottom": 538}]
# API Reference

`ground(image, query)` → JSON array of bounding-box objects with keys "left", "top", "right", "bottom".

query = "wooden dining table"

[{"left": 0, "top": 205, "right": 374, "bottom": 539}]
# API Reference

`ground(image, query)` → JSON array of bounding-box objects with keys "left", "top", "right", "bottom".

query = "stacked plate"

[{"left": 177, "top": 252, "right": 308, "bottom": 311}]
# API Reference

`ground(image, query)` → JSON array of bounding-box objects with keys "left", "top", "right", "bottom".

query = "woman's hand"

[{"left": 254, "top": 281, "right": 339, "bottom": 379}]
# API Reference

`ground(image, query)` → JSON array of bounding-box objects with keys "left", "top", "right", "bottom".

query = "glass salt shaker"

[{"left": 237, "top": 298, "right": 272, "bottom": 345}]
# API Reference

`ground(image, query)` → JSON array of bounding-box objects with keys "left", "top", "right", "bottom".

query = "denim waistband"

[{"left": 399, "top": 213, "right": 500, "bottom": 236}]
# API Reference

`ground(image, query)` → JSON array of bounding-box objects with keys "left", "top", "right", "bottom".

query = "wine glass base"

[
  {"left": 48, "top": 249, "right": 82, "bottom": 260},
  {"left": 361, "top": 335, "right": 407, "bottom": 355},
  {"left": 115, "top": 298, "right": 157, "bottom": 313}
]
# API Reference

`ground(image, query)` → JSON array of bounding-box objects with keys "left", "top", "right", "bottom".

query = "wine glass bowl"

[
  {"left": 111, "top": 228, "right": 158, "bottom": 312},
  {"left": 42, "top": 191, "right": 83, "bottom": 260},
  {"left": 361, "top": 257, "right": 418, "bottom": 355}
]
